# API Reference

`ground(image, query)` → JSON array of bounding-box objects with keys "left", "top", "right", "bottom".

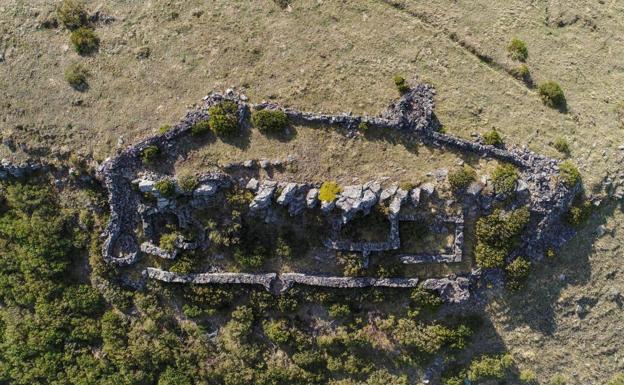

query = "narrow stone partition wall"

[
  {"left": 145, "top": 267, "right": 276, "bottom": 291},
  {"left": 279, "top": 273, "right": 419, "bottom": 291}
]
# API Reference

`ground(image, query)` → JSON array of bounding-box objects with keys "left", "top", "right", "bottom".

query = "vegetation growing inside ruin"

[
  {"left": 491, "top": 163, "right": 519, "bottom": 196},
  {"left": 483, "top": 129, "right": 504, "bottom": 147},
  {"left": 70, "top": 27, "right": 99, "bottom": 55},
  {"left": 505, "top": 257, "right": 531, "bottom": 291},
  {"left": 190, "top": 120, "right": 211, "bottom": 136},
  {"left": 538, "top": 81, "right": 566, "bottom": 109},
  {"left": 448, "top": 165, "right": 476, "bottom": 191},
  {"left": 319, "top": 181, "right": 341, "bottom": 202},
  {"left": 177, "top": 173, "right": 198, "bottom": 193},
  {"left": 64, "top": 62, "right": 89, "bottom": 91},
  {"left": 252, "top": 109, "right": 289, "bottom": 134},
  {"left": 155, "top": 179, "right": 176, "bottom": 197},
  {"left": 209, "top": 101, "right": 239, "bottom": 137},
  {"left": 141, "top": 145, "right": 160, "bottom": 164},
  {"left": 475, "top": 207, "right": 530, "bottom": 268},
  {"left": 507, "top": 38, "right": 528, "bottom": 61}
]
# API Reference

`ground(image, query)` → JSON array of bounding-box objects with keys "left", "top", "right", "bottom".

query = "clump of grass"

[
  {"left": 448, "top": 165, "right": 477, "bottom": 191},
  {"left": 558, "top": 161, "right": 581, "bottom": 187},
  {"left": 154, "top": 179, "right": 176, "bottom": 198},
  {"left": 393, "top": 75, "right": 409, "bottom": 94},
  {"left": 553, "top": 137, "right": 570, "bottom": 155},
  {"left": 507, "top": 38, "right": 528, "bottom": 61},
  {"left": 209, "top": 101, "right": 239, "bottom": 137},
  {"left": 158, "top": 124, "right": 172, "bottom": 134},
  {"left": 141, "top": 145, "right": 159, "bottom": 164},
  {"left": 513, "top": 64, "right": 531, "bottom": 83},
  {"left": 538, "top": 81, "right": 566, "bottom": 109},
  {"left": 251, "top": 109, "right": 288, "bottom": 134},
  {"left": 319, "top": 181, "right": 341, "bottom": 202},
  {"left": 57, "top": 0, "right": 87, "bottom": 30},
  {"left": 64, "top": 62, "right": 89, "bottom": 91},
  {"left": 565, "top": 197, "right": 592, "bottom": 227},
  {"left": 190, "top": 120, "right": 210, "bottom": 136},
  {"left": 70, "top": 27, "right": 99, "bottom": 55},
  {"left": 483, "top": 129, "right": 503, "bottom": 147},
  {"left": 506, "top": 257, "right": 531, "bottom": 291},
  {"left": 399, "top": 181, "right": 416, "bottom": 191},
  {"left": 492, "top": 163, "right": 518, "bottom": 196}
]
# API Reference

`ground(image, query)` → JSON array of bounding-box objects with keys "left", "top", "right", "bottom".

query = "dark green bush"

[
  {"left": 507, "top": 38, "right": 528, "bottom": 61},
  {"left": 209, "top": 101, "right": 239, "bottom": 137},
  {"left": 492, "top": 163, "right": 519, "bottom": 195},
  {"left": 410, "top": 287, "right": 442, "bottom": 311},
  {"left": 70, "top": 27, "right": 99, "bottom": 55},
  {"left": 64, "top": 62, "right": 89, "bottom": 91},
  {"left": 393, "top": 75, "right": 409, "bottom": 94},
  {"left": 483, "top": 129, "right": 503, "bottom": 146},
  {"left": 158, "top": 367, "right": 192, "bottom": 385},
  {"left": 57, "top": 0, "right": 87, "bottom": 30},
  {"left": 154, "top": 179, "right": 176, "bottom": 197},
  {"left": 141, "top": 145, "right": 160, "bottom": 164},
  {"left": 559, "top": 161, "right": 581, "bottom": 187},
  {"left": 190, "top": 120, "right": 210, "bottom": 136},
  {"left": 263, "top": 319, "right": 291, "bottom": 344},
  {"left": 505, "top": 257, "right": 531, "bottom": 291},
  {"left": 252, "top": 109, "right": 288, "bottom": 134},
  {"left": 467, "top": 354, "right": 513, "bottom": 382},
  {"left": 177, "top": 173, "right": 198, "bottom": 192},
  {"left": 448, "top": 165, "right": 476, "bottom": 191},
  {"left": 553, "top": 137, "right": 570, "bottom": 155},
  {"left": 539, "top": 81, "right": 566, "bottom": 108},
  {"left": 475, "top": 207, "right": 530, "bottom": 268},
  {"left": 565, "top": 198, "right": 592, "bottom": 227}
]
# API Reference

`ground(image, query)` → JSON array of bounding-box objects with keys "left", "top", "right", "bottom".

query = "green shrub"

[
  {"left": 513, "top": 64, "right": 531, "bottom": 82},
  {"left": 366, "top": 369, "right": 408, "bottom": 385},
  {"left": 506, "top": 257, "right": 531, "bottom": 291},
  {"left": 339, "top": 252, "right": 364, "bottom": 277},
  {"left": 155, "top": 179, "right": 176, "bottom": 197},
  {"left": 234, "top": 246, "right": 265, "bottom": 268},
  {"left": 158, "top": 124, "right": 172, "bottom": 133},
  {"left": 177, "top": 173, "right": 198, "bottom": 193},
  {"left": 252, "top": 109, "right": 288, "bottom": 134},
  {"left": 159, "top": 232, "right": 179, "bottom": 252},
  {"left": 549, "top": 374, "right": 568, "bottom": 385},
  {"left": 158, "top": 367, "right": 191, "bottom": 385},
  {"left": 263, "top": 319, "right": 291, "bottom": 344},
  {"left": 483, "top": 128, "right": 503, "bottom": 146},
  {"left": 70, "top": 27, "right": 99, "bottom": 55},
  {"left": 467, "top": 354, "right": 513, "bottom": 382},
  {"left": 565, "top": 198, "right": 592, "bottom": 227},
  {"left": 399, "top": 181, "right": 416, "bottom": 191},
  {"left": 475, "top": 208, "right": 530, "bottom": 268},
  {"left": 209, "top": 101, "right": 239, "bottom": 137},
  {"left": 64, "top": 62, "right": 89, "bottom": 90},
  {"left": 492, "top": 163, "right": 519, "bottom": 195},
  {"left": 328, "top": 303, "right": 350, "bottom": 319},
  {"left": 448, "top": 165, "right": 476, "bottom": 191},
  {"left": 319, "top": 181, "right": 341, "bottom": 202},
  {"left": 520, "top": 369, "right": 537, "bottom": 384},
  {"left": 358, "top": 121, "right": 369, "bottom": 132},
  {"left": 559, "top": 161, "right": 581, "bottom": 187},
  {"left": 190, "top": 120, "right": 210, "bottom": 136},
  {"left": 553, "top": 137, "right": 570, "bottom": 155},
  {"left": 539, "top": 81, "right": 566, "bottom": 108},
  {"left": 57, "top": 0, "right": 87, "bottom": 30},
  {"left": 393, "top": 75, "right": 409, "bottom": 94},
  {"left": 410, "top": 287, "right": 442, "bottom": 311},
  {"left": 141, "top": 145, "right": 159, "bottom": 164},
  {"left": 507, "top": 38, "right": 528, "bottom": 61}
]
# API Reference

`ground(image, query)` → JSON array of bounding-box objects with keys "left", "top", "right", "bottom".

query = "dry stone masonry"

[{"left": 97, "top": 84, "right": 580, "bottom": 303}]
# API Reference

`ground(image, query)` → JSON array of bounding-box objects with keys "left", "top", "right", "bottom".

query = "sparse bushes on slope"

[
  {"left": 57, "top": 0, "right": 87, "bottom": 30},
  {"left": 209, "top": 101, "right": 239, "bottom": 137},
  {"left": 507, "top": 38, "right": 528, "bottom": 61},
  {"left": 64, "top": 62, "right": 89, "bottom": 91},
  {"left": 539, "top": 81, "right": 566, "bottom": 109},
  {"left": 252, "top": 109, "right": 288, "bottom": 134},
  {"left": 70, "top": 27, "right": 99, "bottom": 55}
]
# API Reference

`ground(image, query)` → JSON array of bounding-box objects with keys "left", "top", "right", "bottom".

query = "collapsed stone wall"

[{"left": 97, "top": 84, "right": 579, "bottom": 302}]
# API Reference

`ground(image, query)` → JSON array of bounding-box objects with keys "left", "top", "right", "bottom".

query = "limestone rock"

[
  {"left": 250, "top": 180, "right": 277, "bottom": 211},
  {"left": 194, "top": 182, "right": 218, "bottom": 197},
  {"left": 246, "top": 178, "right": 259, "bottom": 191},
  {"left": 389, "top": 188, "right": 408, "bottom": 214},
  {"left": 380, "top": 184, "right": 398, "bottom": 202},
  {"left": 410, "top": 187, "right": 421, "bottom": 207},
  {"left": 277, "top": 183, "right": 298, "bottom": 205},
  {"left": 306, "top": 188, "right": 319, "bottom": 208}
]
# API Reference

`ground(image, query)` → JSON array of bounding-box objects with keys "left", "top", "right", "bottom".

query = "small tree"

[
  {"left": 393, "top": 75, "right": 409, "bottom": 94},
  {"left": 539, "top": 81, "right": 565, "bottom": 109},
  {"left": 507, "top": 38, "right": 528, "bottom": 61},
  {"left": 70, "top": 27, "right": 99, "bottom": 55}
]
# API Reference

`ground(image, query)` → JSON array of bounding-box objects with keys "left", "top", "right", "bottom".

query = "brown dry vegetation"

[{"left": 1, "top": 0, "right": 623, "bottom": 383}]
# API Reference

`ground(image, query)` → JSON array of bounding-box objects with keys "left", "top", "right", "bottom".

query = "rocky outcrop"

[{"left": 421, "top": 276, "right": 471, "bottom": 303}]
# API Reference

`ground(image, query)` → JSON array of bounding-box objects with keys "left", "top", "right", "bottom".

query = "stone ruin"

[{"left": 96, "top": 83, "right": 580, "bottom": 303}]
